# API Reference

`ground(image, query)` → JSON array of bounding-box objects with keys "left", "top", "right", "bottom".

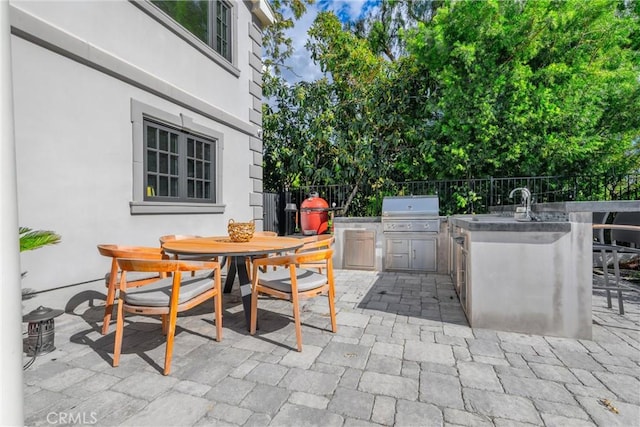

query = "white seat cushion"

[
  {"left": 124, "top": 273, "right": 215, "bottom": 307},
  {"left": 258, "top": 268, "right": 327, "bottom": 293}
]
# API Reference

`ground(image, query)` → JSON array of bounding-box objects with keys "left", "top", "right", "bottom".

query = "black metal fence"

[{"left": 263, "top": 174, "right": 639, "bottom": 233}]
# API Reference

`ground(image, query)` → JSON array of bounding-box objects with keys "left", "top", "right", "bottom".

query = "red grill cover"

[{"left": 300, "top": 194, "right": 329, "bottom": 235}]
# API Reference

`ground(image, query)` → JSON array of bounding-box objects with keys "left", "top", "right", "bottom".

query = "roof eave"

[{"left": 250, "top": 0, "right": 276, "bottom": 26}]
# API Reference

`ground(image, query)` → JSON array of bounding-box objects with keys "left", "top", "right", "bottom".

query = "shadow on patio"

[{"left": 355, "top": 272, "right": 468, "bottom": 327}]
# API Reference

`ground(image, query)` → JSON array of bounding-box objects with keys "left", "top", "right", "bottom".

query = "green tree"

[
  {"left": 406, "top": 0, "right": 640, "bottom": 178},
  {"left": 306, "top": 11, "right": 389, "bottom": 212},
  {"left": 262, "top": 0, "right": 314, "bottom": 77},
  {"left": 350, "top": 0, "right": 442, "bottom": 62},
  {"left": 263, "top": 78, "right": 338, "bottom": 190},
  {"left": 263, "top": 0, "right": 639, "bottom": 215}
]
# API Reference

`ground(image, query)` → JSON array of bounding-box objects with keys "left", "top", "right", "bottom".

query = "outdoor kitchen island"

[{"left": 449, "top": 200, "right": 639, "bottom": 340}]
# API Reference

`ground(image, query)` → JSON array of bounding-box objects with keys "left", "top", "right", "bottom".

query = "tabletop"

[{"left": 162, "top": 235, "right": 304, "bottom": 257}]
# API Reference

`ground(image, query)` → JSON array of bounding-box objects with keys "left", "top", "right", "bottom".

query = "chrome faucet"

[{"left": 509, "top": 187, "right": 531, "bottom": 220}]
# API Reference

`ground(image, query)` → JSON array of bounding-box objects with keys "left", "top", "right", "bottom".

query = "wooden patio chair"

[
  {"left": 245, "top": 230, "right": 280, "bottom": 277},
  {"left": 158, "top": 234, "right": 219, "bottom": 275},
  {"left": 250, "top": 234, "right": 334, "bottom": 276},
  {"left": 97, "top": 244, "right": 166, "bottom": 335},
  {"left": 113, "top": 258, "right": 222, "bottom": 375},
  {"left": 250, "top": 248, "right": 336, "bottom": 351},
  {"left": 159, "top": 234, "right": 200, "bottom": 245},
  {"left": 159, "top": 234, "right": 216, "bottom": 261},
  {"left": 295, "top": 235, "right": 335, "bottom": 273}
]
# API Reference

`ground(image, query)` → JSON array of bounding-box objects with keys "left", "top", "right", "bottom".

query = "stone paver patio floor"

[{"left": 23, "top": 270, "right": 639, "bottom": 426}]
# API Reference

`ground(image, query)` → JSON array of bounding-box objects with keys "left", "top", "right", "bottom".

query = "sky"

[{"left": 279, "top": 0, "right": 380, "bottom": 84}]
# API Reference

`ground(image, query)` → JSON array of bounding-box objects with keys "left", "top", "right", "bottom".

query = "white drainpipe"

[{"left": 0, "top": 0, "right": 25, "bottom": 424}]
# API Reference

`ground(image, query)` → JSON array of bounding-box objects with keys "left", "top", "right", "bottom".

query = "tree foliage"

[
  {"left": 262, "top": 0, "right": 314, "bottom": 77},
  {"left": 263, "top": 78, "right": 338, "bottom": 189},
  {"left": 407, "top": 0, "right": 640, "bottom": 179},
  {"left": 262, "top": 0, "right": 640, "bottom": 210},
  {"left": 19, "top": 227, "right": 60, "bottom": 252}
]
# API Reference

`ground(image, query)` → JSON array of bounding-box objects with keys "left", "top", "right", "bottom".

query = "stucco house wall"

[{"left": 10, "top": 0, "right": 272, "bottom": 312}]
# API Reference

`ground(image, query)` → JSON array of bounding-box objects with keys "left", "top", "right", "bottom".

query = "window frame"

[
  {"left": 144, "top": 119, "right": 217, "bottom": 203},
  {"left": 134, "top": 0, "right": 239, "bottom": 75},
  {"left": 214, "top": 0, "right": 233, "bottom": 62},
  {"left": 131, "top": 99, "right": 225, "bottom": 215}
]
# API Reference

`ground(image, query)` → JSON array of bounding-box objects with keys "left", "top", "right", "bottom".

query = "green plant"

[{"left": 19, "top": 227, "right": 61, "bottom": 252}]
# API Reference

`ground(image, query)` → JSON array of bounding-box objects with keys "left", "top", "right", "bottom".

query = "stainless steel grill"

[
  {"left": 382, "top": 195, "right": 441, "bottom": 272},
  {"left": 382, "top": 195, "right": 440, "bottom": 231}
]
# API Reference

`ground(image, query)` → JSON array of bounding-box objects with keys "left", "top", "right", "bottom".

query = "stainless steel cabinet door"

[{"left": 410, "top": 238, "right": 437, "bottom": 271}]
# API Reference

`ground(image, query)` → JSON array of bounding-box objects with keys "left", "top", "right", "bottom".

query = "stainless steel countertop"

[
  {"left": 532, "top": 200, "right": 639, "bottom": 213},
  {"left": 449, "top": 214, "right": 572, "bottom": 232}
]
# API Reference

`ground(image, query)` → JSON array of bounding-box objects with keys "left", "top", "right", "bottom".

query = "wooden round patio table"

[{"left": 162, "top": 236, "right": 303, "bottom": 329}]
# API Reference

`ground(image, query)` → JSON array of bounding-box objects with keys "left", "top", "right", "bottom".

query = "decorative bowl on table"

[{"left": 228, "top": 219, "right": 255, "bottom": 242}]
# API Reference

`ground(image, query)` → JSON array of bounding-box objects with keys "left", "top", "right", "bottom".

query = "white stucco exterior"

[
  {"left": 1, "top": 0, "right": 25, "bottom": 423},
  {"left": 10, "top": 0, "right": 272, "bottom": 312}
]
